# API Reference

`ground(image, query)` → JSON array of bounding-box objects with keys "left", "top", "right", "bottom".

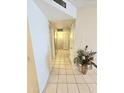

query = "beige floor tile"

[
  {"left": 57, "top": 84, "right": 68, "bottom": 93},
  {"left": 73, "top": 69, "right": 82, "bottom": 75},
  {"left": 66, "top": 69, "right": 73, "bottom": 74},
  {"left": 45, "top": 50, "right": 97, "bottom": 93},
  {"left": 55, "top": 58, "right": 61, "bottom": 60},
  {"left": 59, "top": 69, "right": 66, "bottom": 74},
  {"left": 60, "top": 65, "right": 65, "bottom": 69},
  {"left": 60, "top": 62, "right": 65, "bottom": 65},
  {"left": 67, "top": 75, "right": 76, "bottom": 83},
  {"left": 45, "top": 84, "right": 57, "bottom": 93},
  {"left": 83, "top": 75, "right": 95, "bottom": 83},
  {"left": 94, "top": 69, "right": 97, "bottom": 73},
  {"left": 78, "top": 84, "right": 90, "bottom": 93},
  {"left": 68, "top": 84, "right": 79, "bottom": 93},
  {"left": 91, "top": 75, "right": 97, "bottom": 83},
  {"left": 60, "top": 67, "right": 66, "bottom": 69},
  {"left": 48, "top": 75, "right": 58, "bottom": 83},
  {"left": 54, "top": 65, "right": 60, "bottom": 69},
  {"left": 65, "top": 62, "right": 71, "bottom": 65},
  {"left": 54, "top": 62, "right": 60, "bottom": 65},
  {"left": 58, "top": 75, "right": 67, "bottom": 83},
  {"left": 57, "top": 59, "right": 64, "bottom": 61},
  {"left": 65, "top": 60, "right": 70, "bottom": 62},
  {"left": 51, "top": 68, "right": 59, "bottom": 75},
  {"left": 87, "top": 69, "right": 97, "bottom": 75},
  {"left": 88, "top": 84, "right": 97, "bottom": 93},
  {"left": 75, "top": 75, "right": 85, "bottom": 83},
  {"left": 65, "top": 65, "right": 72, "bottom": 69},
  {"left": 55, "top": 59, "right": 61, "bottom": 61}
]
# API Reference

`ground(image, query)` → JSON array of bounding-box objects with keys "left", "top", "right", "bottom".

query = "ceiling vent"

[{"left": 53, "top": 0, "right": 66, "bottom": 8}]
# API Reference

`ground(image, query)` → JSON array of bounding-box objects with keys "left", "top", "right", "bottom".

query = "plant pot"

[{"left": 79, "top": 64, "right": 88, "bottom": 74}]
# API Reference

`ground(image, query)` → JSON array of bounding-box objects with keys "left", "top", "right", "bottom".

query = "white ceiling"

[
  {"left": 35, "top": 0, "right": 75, "bottom": 21},
  {"left": 35, "top": 0, "right": 97, "bottom": 29},
  {"left": 52, "top": 0, "right": 97, "bottom": 29},
  {"left": 68, "top": 0, "right": 97, "bottom": 8}
]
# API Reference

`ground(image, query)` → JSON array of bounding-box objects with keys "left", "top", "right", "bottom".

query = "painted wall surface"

[
  {"left": 75, "top": 8, "right": 97, "bottom": 52},
  {"left": 70, "top": 23, "right": 75, "bottom": 65},
  {"left": 49, "top": 24, "right": 55, "bottom": 71},
  {"left": 27, "top": 0, "right": 51, "bottom": 92},
  {"left": 27, "top": 22, "right": 39, "bottom": 93}
]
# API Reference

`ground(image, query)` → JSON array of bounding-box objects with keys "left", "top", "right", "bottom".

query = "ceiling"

[
  {"left": 35, "top": 0, "right": 75, "bottom": 21},
  {"left": 68, "top": 0, "right": 97, "bottom": 8},
  {"left": 35, "top": 0, "right": 96, "bottom": 29},
  {"left": 52, "top": 0, "right": 97, "bottom": 29}
]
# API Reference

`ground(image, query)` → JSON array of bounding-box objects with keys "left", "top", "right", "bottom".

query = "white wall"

[
  {"left": 74, "top": 7, "right": 97, "bottom": 67},
  {"left": 70, "top": 23, "right": 75, "bottom": 65},
  {"left": 74, "top": 7, "right": 97, "bottom": 52},
  {"left": 49, "top": 24, "right": 56, "bottom": 71},
  {"left": 49, "top": 24, "right": 56, "bottom": 59},
  {"left": 27, "top": 22, "right": 39, "bottom": 93},
  {"left": 27, "top": 0, "right": 51, "bottom": 93}
]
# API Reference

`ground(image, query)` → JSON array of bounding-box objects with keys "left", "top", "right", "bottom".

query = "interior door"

[
  {"left": 63, "top": 31, "right": 70, "bottom": 50},
  {"left": 55, "top": 31, "right": 70, "bottom": 50}
]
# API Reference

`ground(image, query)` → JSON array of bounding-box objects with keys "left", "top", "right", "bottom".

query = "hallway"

[{"left": 45, "top": 50, "right": 97, "bottom": 93}]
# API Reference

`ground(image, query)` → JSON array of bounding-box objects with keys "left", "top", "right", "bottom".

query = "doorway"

[
  {"left": 55, "top": 29, "right": 70, "bottom": 53},
  {"left": 49, "top": 20, "right": 75, "bottom": 60}
]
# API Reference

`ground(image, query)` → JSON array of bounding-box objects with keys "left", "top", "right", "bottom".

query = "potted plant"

[{"left": 74, "top": 45, "right": 97, "bottom": 74}]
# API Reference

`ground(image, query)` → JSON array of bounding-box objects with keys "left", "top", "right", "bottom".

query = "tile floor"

[{"left": 45, "top": 50, "right": 97, "bottom": 93}]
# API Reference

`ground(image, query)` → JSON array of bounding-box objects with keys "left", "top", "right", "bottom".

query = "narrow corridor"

[{"left": 45, "top": 50, "right": 97, "bottom": 93}]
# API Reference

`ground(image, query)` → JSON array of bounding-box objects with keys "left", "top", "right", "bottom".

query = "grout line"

[
  {"left": 72, "top": 68, "right": 80, "bottom": 93},
  {"left": 42, "top": 59, "right": 55, "bottom": 93},
  {"left": 64, "top": 49, "right": 69, "bottom": 93},
  {"left": 65, "top": 61, "right": 68, "bottom": 93},
  {"left": 46, "top": 50, "right": 97, "bottom": 93},
  {"left": 82, "top": 75, "right": 93, "bottom": 93},
  {"left": 86, "top": 83, "right": 93, "bottom": 93},
  {"left": 67, "top": 55, "right": 80, "bottom": 93},
  {"left": 56, "top": 74, "right": 59, "bottom": 93}
]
